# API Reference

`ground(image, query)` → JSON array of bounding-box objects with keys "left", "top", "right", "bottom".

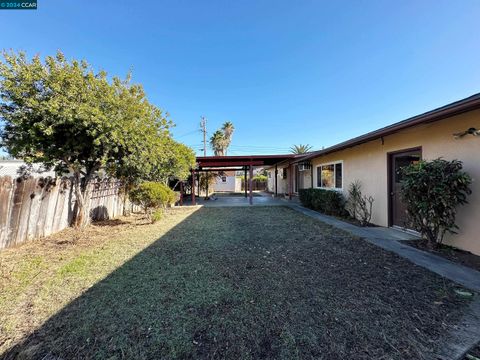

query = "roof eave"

[{"left": 300, "top": 93, "right": 480, "bottom": 161}]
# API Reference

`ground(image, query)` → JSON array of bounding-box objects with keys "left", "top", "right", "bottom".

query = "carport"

[{"left": 191, "top": 155, "right": 296, "bottom": 205}]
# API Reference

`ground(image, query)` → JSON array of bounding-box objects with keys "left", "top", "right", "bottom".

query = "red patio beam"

[{"left": 197, "top": 161, "right": 264, "bottom": 167}]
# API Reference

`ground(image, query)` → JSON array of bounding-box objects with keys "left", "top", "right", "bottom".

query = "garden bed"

[{"left": 403, "top": 239, "right": 480, "bottom": 272}]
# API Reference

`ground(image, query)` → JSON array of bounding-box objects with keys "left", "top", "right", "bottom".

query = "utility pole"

[{"left": 200, "top": 116, "right": 207, "bottom": 156}]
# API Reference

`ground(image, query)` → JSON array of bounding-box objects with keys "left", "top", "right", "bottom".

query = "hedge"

[{"left": 299, "top": 188, "right": 347, "bottom": 216}]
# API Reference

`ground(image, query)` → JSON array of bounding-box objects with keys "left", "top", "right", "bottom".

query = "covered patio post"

[
  {"left": 249, "top": 164, "right": 253, "bottom": 205},
  {"left": 205, "top": 172, "right": 209, "bottom": 199},
  {"left": 244, "top": 166, "right": 248, "bottom": 198},
  {"left": 198, "top": 172, "right": 201, "bottom": 197},
  {"left": 191, "top": 169, "right": 196, "bottom": 205},
  {"left": 288, "top": 164, "right": 293, "bottom": 200},
  {"left": 274, "top": 164, "right": 278, "bottom": 196}
]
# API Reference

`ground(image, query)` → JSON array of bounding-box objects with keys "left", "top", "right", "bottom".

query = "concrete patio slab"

[{"left": 183, "top": 194, "right": 286, "bottom": 207}]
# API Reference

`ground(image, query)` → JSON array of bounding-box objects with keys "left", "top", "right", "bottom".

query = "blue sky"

[{"left": 1, "top": 0, "right": 480, "bottom": 155}]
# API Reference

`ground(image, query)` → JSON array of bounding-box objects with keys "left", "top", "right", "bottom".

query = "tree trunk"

[
  {"left": 425, "top": 227, "right": 438, "bottom": 250},
  {"left": 122, "top": 184, "right": 130, "bottom": 217},
  {"left": 72, "top": 171, "right": 92, "bottom": 228}
]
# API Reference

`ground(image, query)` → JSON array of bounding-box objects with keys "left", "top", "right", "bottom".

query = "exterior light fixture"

[{"left": 453, "top": 127, "right": 480, "bottom": 139}]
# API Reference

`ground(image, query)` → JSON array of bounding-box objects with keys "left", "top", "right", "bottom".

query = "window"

[
  {"left": 282, "top": 168, "right": 287, "bottom": 179},
  {"left": 316, "top": 162, "right": 343, "bottom": 189},
  {"left": 221, "top": 176, "right": 227, "bottom": 183}
]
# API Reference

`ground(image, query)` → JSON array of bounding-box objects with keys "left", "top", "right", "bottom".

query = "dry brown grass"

[
  {"left": 0, "top": 207, "right": 198, "bottom": 354},
  {"left": 0, "top": 206, "right": 472, "bottom": 359}
]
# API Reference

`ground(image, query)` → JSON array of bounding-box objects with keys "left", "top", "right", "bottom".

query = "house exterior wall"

[
  {"left": 296, "top": 167, "right": 312, "bottom": 191},
  {"left": 213, "top": 176, "right": 238, "bottom": 192},
  {"left": 309, "top": 109, "right": 480, "bottom": 255},
  {"left": 267, "top": 166, "right": 288, "bottom": 194},
  {"left": 267, "top": 166, "right": 312, "bottom": 193}
]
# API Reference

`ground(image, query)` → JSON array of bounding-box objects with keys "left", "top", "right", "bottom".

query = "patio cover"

[{"left": 192, "top": 155, "right": 296, "bottom": 205}]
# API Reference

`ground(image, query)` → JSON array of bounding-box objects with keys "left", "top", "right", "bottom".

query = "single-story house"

[
  {"left": 267, "top": 93, "right": 480, "bottom": 255},
  {"left": 266, "top": 155, "right": 308, "bottom": 196}
]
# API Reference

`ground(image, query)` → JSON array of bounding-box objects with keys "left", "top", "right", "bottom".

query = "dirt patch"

[{"left": 403, "top": 239, "right": 480, "bottom": 272}]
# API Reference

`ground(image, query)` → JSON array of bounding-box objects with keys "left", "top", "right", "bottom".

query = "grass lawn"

[{"left": 0, "top": 207, "right": 471, "bottom": 359}]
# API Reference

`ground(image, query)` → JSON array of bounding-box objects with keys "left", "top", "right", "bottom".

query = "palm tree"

[
  {"left": 210, "top": 130, "right": 225, "bottom": 156},
  {"left": 290, "top": 144, "right": 313, "bottom": 154},
  {"left": 209, "top": 122, "right": 235, "bottom": 156},
  {"left": 221, "top": 122, "right": 234, "bottom": 155},
  {"left": 222, "top": 121, "right": 234, "bottom": 141}
]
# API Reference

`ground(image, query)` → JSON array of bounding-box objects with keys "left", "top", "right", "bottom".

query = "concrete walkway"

[
  {"left": 183, "top": 193, "right": 287, "bottom": 207},
  {"left": 289, "top": 204, "right": 480, "bottom": 292}
]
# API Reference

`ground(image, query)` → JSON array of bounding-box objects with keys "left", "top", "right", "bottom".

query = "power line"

[
  {"left": 175, "top": 130, "right": 200, "bottom": 138},
  {"left": 228, "top": 146, "right": 291, "bottom": 151},
  {"left": 228, "top": 144, "right": 291, "bottom": 149}
]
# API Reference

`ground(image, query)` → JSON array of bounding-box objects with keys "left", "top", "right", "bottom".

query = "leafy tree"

[
  {"left": 400, "top": 159, "right": 472, "bottom": 248},
  {"left": 290, "top": 144, "right": 313, "bottom": 154},
  {"left": 111, "top": 135, "right": 195, "bottom": 195},
  {"left": 147, "top": 137, "right": 196, "bottom": 183},
  {"left": 0, "top": 51, "right": 171, "bottom": 227}
]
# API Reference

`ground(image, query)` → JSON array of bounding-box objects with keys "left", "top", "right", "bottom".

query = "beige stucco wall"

[
  {"left": 267, "top": 167, "right": 288, "bottom": 194},
  {"left": 297, "top": 168, "right": 312, "bottom": 190},
  {"left": 213, "top": 176, "right": 237, "bottom": 192},
  {"left": 310, "top": 109, "right": 480, "bottom": 255}
]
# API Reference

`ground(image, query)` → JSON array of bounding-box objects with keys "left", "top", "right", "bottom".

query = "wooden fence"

[
  {"left": 0, "top": 176, "right": 128, "bottom": 250},
  {"left": 240, "top": 179, "right": 267, "bottom": 191}
]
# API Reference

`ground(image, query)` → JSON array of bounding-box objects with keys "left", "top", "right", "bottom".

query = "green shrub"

[
  {"left": 129, "top": 182, "right": 176, "bottom": 217},
  {"left": 253, "top": 174, "right": 268, "bottom": 182},
  {"left": 237, "top": 174, "right": 268, "bottom": 182},
  {"left": 400, "top": 158, "right": 472, "bottom": 248},
  {"left": 299, "top": 188, "right": 314, "bottom": 208},
  {"left": 299, "top": 188, "right": 346, "bottom": 216},
  {"left": 151, "top": 209, "right": 163, "bottom": 223}
]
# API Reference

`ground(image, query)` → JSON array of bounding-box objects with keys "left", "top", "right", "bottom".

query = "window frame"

[{"left": 315, "top": 160, "right": 344, "bottom": 190}]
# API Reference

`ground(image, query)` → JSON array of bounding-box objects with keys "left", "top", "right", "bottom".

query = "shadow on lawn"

[
  {"left": 3, "top": 208, "right": 212, "bottom": 360},
  {"left": 1, "top": 207, "right": 470, "bottom": 360}
]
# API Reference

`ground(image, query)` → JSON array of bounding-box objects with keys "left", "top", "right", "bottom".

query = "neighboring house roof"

[
  {"left": 0, "top": 160, "right": 56, "bottom": 178},
  {"left": 295, "top": 92, "right": 480, "bottom": 162}
]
